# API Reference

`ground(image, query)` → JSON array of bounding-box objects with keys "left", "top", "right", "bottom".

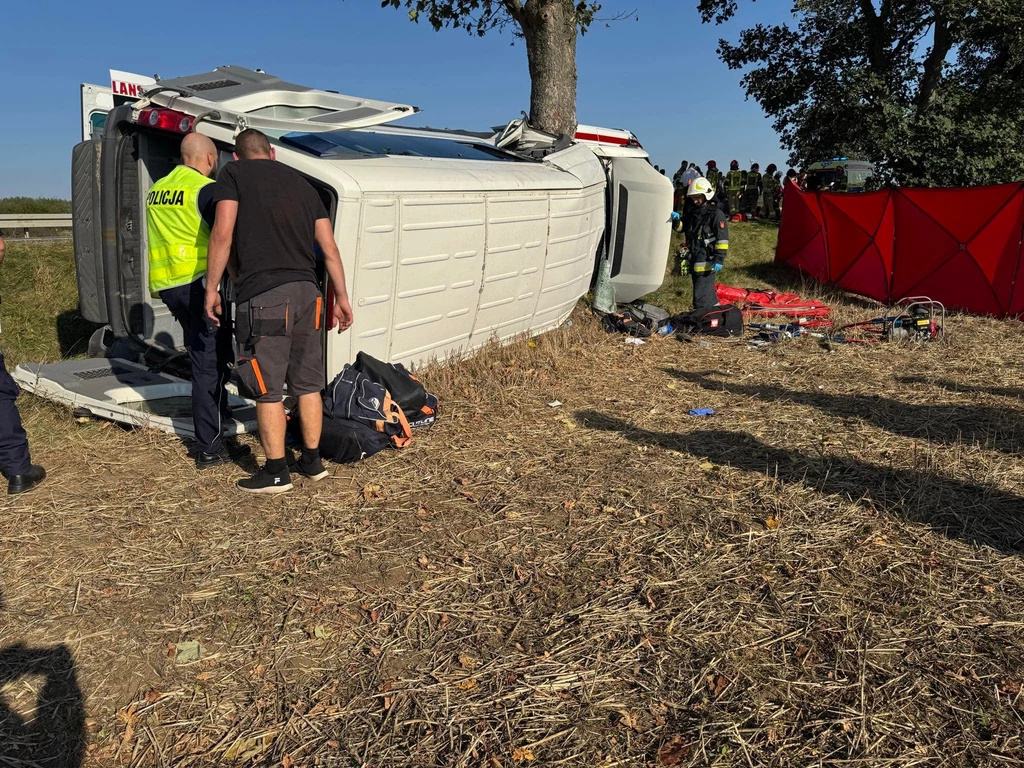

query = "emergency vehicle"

[
  {"left": 15, "top": 66, "right": 672, "bottom": 438},
  {"left": 804, "top": 158, "right": 875, "bottom": 193}
]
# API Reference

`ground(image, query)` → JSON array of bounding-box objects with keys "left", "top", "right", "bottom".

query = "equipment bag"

[
  {"left": 351, "top": 351, "right": 438, "bottom": 426},
  {"left": 622, "top": 302, "right": 671, "bottom": 330},
  {"left": 324, "top": 365, "right": 413, "bottom": 448},
  {"left": 602, "top": 311, "right": 654, "bottom": 337},
  {"left": 672, "top": 304, "right": 744, "bottom": 338},
  {"left": 319, "top": 416, "right": 393, "bottom": 464}
]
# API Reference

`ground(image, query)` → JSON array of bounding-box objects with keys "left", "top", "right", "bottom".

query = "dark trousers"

[
  {"left": 0, "top": 351, "right": 32, "bottom": 477},
  {"left": 160, "top": 280, "right": 233, "bottom": 455},
  {"left": 692, "top": 272, "right": 719, "bottom": 310}
]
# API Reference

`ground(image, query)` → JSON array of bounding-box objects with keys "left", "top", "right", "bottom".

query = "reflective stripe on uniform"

[{"left": 692, "top": 261, "right": 716, "bottom": 273}]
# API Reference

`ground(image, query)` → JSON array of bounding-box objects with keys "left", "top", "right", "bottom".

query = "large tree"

[
  {"left": 700, "top": 0, "right": 1024, "bottom": 186},
  {"left": 383, "top": 1, "right": 626, "bottom": 136}
]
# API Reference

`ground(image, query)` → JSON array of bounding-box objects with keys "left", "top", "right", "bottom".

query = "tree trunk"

[
  {"left": 916, "top": 12, "right": 952, "bottom": 113},
  {"left": 518, "top": 0, "right": 578, "bottom": 136}
]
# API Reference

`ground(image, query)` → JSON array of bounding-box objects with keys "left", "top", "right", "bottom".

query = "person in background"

[
  {"left": 741, "top": 163, "right": 763, "bottom": 215},
  {"left": 205, "top": 129, "right": 355, "bottom": 494},
  {"left": 671, "top": 177, "right": 729, "bottom": 309},
  {"left": 762, "top": 163, "right": 779, "bottom": 219},
  {"left": 673, "top": 161, "right": 689, "bottom": 190},
  {"left": 682, "top": 163, "right": 700, "bottom": 190},
  {"left": 146, "top": 133, "right": 251, "bottom": 470},
  {"left": 0, "top": 229, "right": 47, "bottom": 495},
  {"left": 705, "top": 160, "right": 726, "bottom": 212},
  {"left": 726, "top": 160, "right": 744, "bottom": 216}
]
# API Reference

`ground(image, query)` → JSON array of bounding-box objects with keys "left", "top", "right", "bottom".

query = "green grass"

[
  {"left": 1, "top": 240, "right": 98, "bottom": 366},
  {"left": 0, "top": 196, "right": 72, "bottom": 214},
  {"left": 641, "top": 219, "right": 788, "bottom": 315}
]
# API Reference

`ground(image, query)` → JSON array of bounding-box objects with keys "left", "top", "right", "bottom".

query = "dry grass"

[{"left": 2, "top": 234, "right": 1024, "bottom": 767}]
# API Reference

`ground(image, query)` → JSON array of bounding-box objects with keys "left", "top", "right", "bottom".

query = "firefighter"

[
  {"left": 674, "top": 177, "right": 729, "bottom": 309},
  {"left": 741, "top": 163, "right": 762, "bottom": 216},
  {"left": 726, "top": 160, "right": 744, "bottom": 217},
  {"left": 762, "top": 164, "right": 778, "bottom": 219},
  {"left": 673, "top": 161, "right": 688, "bottom": 190}
]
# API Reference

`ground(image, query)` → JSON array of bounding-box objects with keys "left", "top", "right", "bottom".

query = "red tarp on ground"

[{"left": 775, "top": 182, "right": 1024, "bottom": 317}]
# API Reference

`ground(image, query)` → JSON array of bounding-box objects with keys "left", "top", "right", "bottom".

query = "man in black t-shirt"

[
  {"left": 206, "top": 129, "right": 354, "bottom": 494},
  {"left": 0, "top": 229, "right": 47, "bottom": 494}
]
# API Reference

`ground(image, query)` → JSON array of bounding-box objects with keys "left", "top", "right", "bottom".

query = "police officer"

[
  {"left": 742, "top": 163, "right": 762, "bottom": 215},
  {"left": 0, "top": 229, "right": 47, "bottom": 495},
  {"left": 672, "top": 178, "right": 729, "bottom": 309},
  {"left": 726, "top": 160, "right": 744, "bottom": 216},
  {"left": 146, "top": 133, "right": 250, "bottom": 469}
]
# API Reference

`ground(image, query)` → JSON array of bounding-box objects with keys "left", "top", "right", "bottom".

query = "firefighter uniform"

[
  {"left": 762, "top": 179, "right": 777, "bottom": 219},
  {"left": 146, "top": 164, "right": 234, "bottom": 461},
  {"left": 726, "top": 168, "right": 744, "bottom": 216},
  {"left": 681, "top": 201, "right": 730, "bottom": 310},
  {"left": 741, "top": 168, "right": 762, "bottom": 215}
]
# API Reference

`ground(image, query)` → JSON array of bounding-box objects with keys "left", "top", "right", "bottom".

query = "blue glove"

[
  {"left": 713, "top": 263, "right": 723, "bottom": 273},
  {"left": 670, "top": 211, "right": 681, "bottom": 223}
]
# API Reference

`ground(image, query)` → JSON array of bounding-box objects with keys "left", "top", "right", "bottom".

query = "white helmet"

[{"left": 687, "top": 177, "right": 715, "bottom": 201}]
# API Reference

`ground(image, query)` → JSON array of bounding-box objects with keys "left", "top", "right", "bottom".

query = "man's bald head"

[
  {"left": 234, "top": 129, "right": 274, "bottom": 160},
  {"left": 180, "top": 133, "right": 219, "bottom": 178}
]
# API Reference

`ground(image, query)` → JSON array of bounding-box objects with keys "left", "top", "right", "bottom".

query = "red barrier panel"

[{"left": 776, "top": 182, "right": 1024, "bottom": 317}]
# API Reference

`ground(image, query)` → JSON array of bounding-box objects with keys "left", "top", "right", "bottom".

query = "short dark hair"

[{"left": 235, "top": 129, "right": 272, "bottom": 159}]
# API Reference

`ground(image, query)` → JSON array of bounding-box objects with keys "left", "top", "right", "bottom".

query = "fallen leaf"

[
  {"left": 456, "top": 476, "right": 471, "bottom": 486},
  {"left": 459, "top": 653, "right": 479, "bottom": 670},
  {"left": 174, "top": 641, "right": 205, "bottom": 664},
  {"left": 367, "top": 646, "right": 382, "bottom": 658},
  {"left": 999, "top": 679, "right": 1022, "bottom": 695},
  {"left": 765, "top": 515, "right": 781, "bottom": 530},
  {"left": 195, "top": 672, "right": 214, "bottom": 681},
  {"left": 699, "top": 461, "right": 715, "bottom": 472},
  {"left": 983, "top": 585, "right": 996, "bottom": 593},
  {"left": 793, "top": 644, "right": 811, "bottom": 663},
  {"left": 326, "top": 740, "right": 340, "bottom": 750},
  {"left": 456, "top": 678, "right": 477, "bottom": 691},
  {"left": 658, "top": 736, "right": 690, "bottom": 766},
  {"left": 362, "top": 484, "right": 384, "bottom": 501},
  {"left": 313, "top": 624, "right": 331, "bottom": 639},
  {"left": 527, "top": 341, "right": 537, "bottom": 348},
  {"left": 707, "top": 673, "right": 729, "bottom": 697},
  {"left": 418, "top": 555, "right": 430, "bottom": 569},
  {"left": 283, "top": 755, "right": 295, "bottom": 768},
  {"left": 143, "top": 689, "right": 162, "bottom": 704},
  {"left": 511, "top": 747, "right": 535, "bottom": 762}
]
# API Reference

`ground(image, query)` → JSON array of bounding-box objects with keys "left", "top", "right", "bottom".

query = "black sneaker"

[
  {"left": 196, "top": 439, "right": 252, "bottom": 470},
  {"left": 237, "top": 465, "right": 293, "bottom": 494},
  {"left": 296, "top": 453, "right": 329, "bottom": 482},
  {"left": 8, "top": 464, "right": 46, "bottom": 495}
]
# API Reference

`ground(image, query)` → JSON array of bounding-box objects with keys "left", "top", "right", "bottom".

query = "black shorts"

[{"left": 234, "top": 281, "right": 325, "bottom": 403}]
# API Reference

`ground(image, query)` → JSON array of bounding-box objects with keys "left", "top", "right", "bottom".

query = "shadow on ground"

[
  {"left": 574, "top": 409, "right": 1024, "bottom": 555},
  {"left": 0, "top": 644, "right": 85, "bottom": 767},
  {"left": 666, "top": 368, "right": 1024, "bottom": 456},
  {"left": 56, "top": 310, "right": 101, "bottom": 359},
  {"left": 897, "top": 375, "right": 1024, "bottom": 400}
]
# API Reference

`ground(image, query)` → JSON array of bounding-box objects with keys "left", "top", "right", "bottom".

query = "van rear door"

[
  {"left": 143, "top": 66, "right": 418, "bottom": 135},
  {"left": 81, "top": 84, "right": 114, "bottom": 141},
  {"left": 605, "top": 158, "right": 674, "bottom": 303}
]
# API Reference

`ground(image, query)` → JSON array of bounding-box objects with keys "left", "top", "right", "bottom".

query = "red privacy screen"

[{"left": 776, "top": 182, "right": 1024, "bottom": 317}]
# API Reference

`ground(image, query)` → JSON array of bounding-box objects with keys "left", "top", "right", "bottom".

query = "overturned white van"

[{"left": 71, "top": 66, "right": 672, "bottom": 374}]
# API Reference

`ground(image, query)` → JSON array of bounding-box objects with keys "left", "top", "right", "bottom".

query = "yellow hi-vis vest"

[{"left": 146, "top": 165, "right": 213, "bottom": 294}]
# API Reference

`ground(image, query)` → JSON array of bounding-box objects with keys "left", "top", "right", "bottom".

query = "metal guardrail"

[{"left": 0, "top": 213, "right": 73, "bottom": 229}]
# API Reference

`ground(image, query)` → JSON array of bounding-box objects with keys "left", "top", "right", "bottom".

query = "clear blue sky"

[{"left": 0, "top": 0, "right": 792, "bottom": 198}]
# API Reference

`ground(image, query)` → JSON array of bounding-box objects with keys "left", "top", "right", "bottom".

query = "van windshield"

[{"left": 280, "top": 130, "right": 524, "bottom": 162}]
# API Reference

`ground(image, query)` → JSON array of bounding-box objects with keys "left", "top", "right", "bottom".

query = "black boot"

[{"left": 8, "top": 464, "right": 46, "bottom": 495}]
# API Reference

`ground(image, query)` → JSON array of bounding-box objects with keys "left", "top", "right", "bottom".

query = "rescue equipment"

[
  {"left": 716, "top": 284, "right": 832, "bottom": 324},
  {"left": 671, "top": 305, "right": 743, "bottom": 338},
  {"left": 324, "top": 366, "right": 413, "bottom": 448}
]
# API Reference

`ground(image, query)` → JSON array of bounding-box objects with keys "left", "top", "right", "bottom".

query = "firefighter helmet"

[
  {"left": 707, "top": 160, "right": 717, "bottom": 169},
  {"left": 730, "top": 159, "right": 739, "bottom": 170},
  {"left": 751, "top": 163, "right": 760, "bottom": 171},
  {"left": 687, "top": 177, "right": 716, "bottom": 201}
]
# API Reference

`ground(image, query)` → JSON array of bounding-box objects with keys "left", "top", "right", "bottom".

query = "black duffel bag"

[{"left": 672, "top": 304, "right": 744, "bottom": 338}]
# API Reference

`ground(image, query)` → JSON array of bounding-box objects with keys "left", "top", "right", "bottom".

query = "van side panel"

[
  {"left": 535, "top": 187, "right": 605, "bottom": 327},
  {"left": 392, "top": 196, "right": 486, "bottom": 363},
  {"left": 471, "top": 194, "right": 551, "bottom": 347},
  {"left": 72, "top": 140, "right": 108, "bottom": 324},
  {"left": 349, "top": 198, "right": 399, "bottom": 363}
]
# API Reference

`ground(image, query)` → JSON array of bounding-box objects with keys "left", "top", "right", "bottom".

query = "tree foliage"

[
  {"left": 381, "top": 0, "right": 603, "bottom": 37},
  {"left": 382, "top": 1, "right": 635, "bottom": 135},
  {"left": 0, "top": 198, "right": 71, "bottom": 215},
  {"left": 700, "top": 0, "right": 1024, "bottom": 186}
]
